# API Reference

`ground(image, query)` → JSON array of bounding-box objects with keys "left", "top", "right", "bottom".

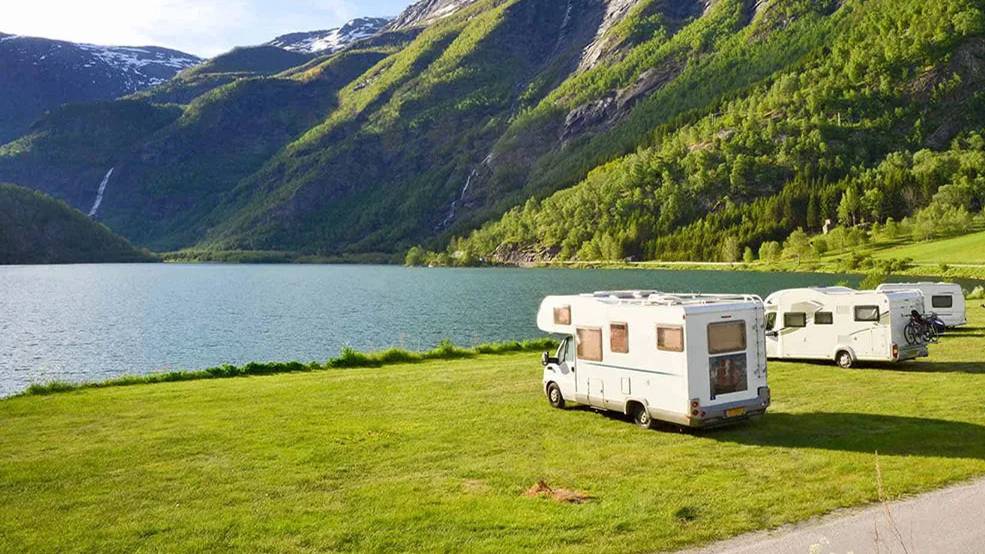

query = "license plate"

[{"left": 726, "top": 407, "right": 746, "bottom": 418}]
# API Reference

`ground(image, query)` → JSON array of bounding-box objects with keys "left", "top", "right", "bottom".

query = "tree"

[
  {"left": 404, "top": 245, "right": 426, "bottom": 266},
  {"left": 882, "top": 217, "right": 899, "bottom": 240},
  {"left": 720, "top": 236, "right": 741, "bottom": 263},
  {"left": 782, "top": 228, "right": 813, "bottom": 264},
  {"left": 837, "top": 187, "right": 861, "bottom": 226},
  {"left": 812, "top": 236, "right": 830, "bottom": 256},
  {"left": 861, "top": 188, "right": 885, "bottom": 223},
  {"left": 759, "top": 241, "right": 781, "bottom": 263},
  {"left": 743, "top": 246, "right": 755, "bottom": 264}
]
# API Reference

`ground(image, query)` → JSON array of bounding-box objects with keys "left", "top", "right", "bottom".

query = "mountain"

[
  {"left": 0, "top": 32, "right": 201, "bottom": 143},
  {"left": 130, "top": 46, "right": 315, "bottom": 105},
  {"left": 0, "top": 183, "right": 154, "bottom": 264},
  {"left": 267, "top": 18, "right": 391, "bottom": 54},
  {"left": 0, "top": 0, "right": 983, "bottom": 263},
  {"left": 388, "top": 0, "right": 484, "bottom": 29}
]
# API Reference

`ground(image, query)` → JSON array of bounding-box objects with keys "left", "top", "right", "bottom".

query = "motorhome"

[
  {"left": 877, "top": 282, "right": 967, "bottom": 328},
  {"left": 537, "top": 291, "right": 770, "bottom": 429},
  {"left": 763, "top": 287, "right": 929, "bottom": 368}
]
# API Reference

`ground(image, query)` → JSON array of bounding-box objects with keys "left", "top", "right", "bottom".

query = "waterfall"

[
  {"left": 438, "top": 154, "right": 493, "bottom": 230},
  {"left": 87, "top": 168, "right": 114, "bottom": 217}
]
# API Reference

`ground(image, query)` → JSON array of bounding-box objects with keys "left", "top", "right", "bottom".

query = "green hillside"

[
  {"left": 448, "top": 0, "right": 985, "bottom": 264},
  {"left": 0, "top": 0, "right": 982, "bottom": 261},
  {"left": 872, "top": 229, "right": 985, "bottom": 265},
  {"left": 0, "top": 183, "right": 154, "bottom": 264}
]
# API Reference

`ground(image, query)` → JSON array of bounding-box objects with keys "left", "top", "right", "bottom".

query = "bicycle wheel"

[{"left": 904, "top": 321, "right": 920, "bottom": 345}]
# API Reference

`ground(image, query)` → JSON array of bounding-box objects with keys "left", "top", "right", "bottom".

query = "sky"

[{"left": 2, "top": 0, "right": 414, "bottom": 57}]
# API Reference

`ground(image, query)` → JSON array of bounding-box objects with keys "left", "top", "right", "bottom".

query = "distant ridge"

[
  {"left": 266, "top": 17, "right": 391, "bottom": 54},
  {"left": 0, "top": 32, "right": 201, "bottom": 143}
]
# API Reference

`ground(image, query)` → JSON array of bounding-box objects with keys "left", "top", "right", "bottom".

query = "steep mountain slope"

[
  {"left": 450, "top": 0, "right": 985, "bottom": 263},
  {"left": 1, "top": 0, "right": 982, "bottom": 263},
  {"left": 267, "top": 18, "right": 391, "bottom": 54},
  {"left": 0, "top": 33, "right": 200, "bottom": 143},
  {"left": 0, "top": 183, "right": 153, "bottom": 264}
]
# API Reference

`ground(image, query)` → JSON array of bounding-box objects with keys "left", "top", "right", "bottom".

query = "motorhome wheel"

[
  {"left": 633, "top": 405, "right": 655, "bottom": 429},
  {"left": 546, "top": 382, "right": 565, "bottom": 409},
  {"left": 836, "top": 350, "right": 854, "bottom": 368}
]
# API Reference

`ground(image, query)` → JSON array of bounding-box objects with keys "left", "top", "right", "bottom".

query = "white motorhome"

[
  {"left": 537, "top": 291, "right": 770, "bottom": 429},
  {"left": 877, "top": 282, "right": 967, "bottom": 327},
  {"left": 763, "top": 287, "right": 929, "bottom": 368}
]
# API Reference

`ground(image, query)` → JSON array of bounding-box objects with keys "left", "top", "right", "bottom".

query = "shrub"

[{"left": 860, "top": 270, "right": 888, "bottom": 290}]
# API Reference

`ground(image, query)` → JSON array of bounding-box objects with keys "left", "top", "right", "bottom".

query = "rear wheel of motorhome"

[
  {"left": 631, "top": 403, "right": 656, "bottom": 430},
  {"left": 546, "top": 382, "right": 565, "bottom": 409},
  {"left": 836, "top": 350, "right": 854, "bottom": 369}
]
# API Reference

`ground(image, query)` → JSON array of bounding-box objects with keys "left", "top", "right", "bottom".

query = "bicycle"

[{"left": 904, "top": 310, "right": 939, "bottom": 345}]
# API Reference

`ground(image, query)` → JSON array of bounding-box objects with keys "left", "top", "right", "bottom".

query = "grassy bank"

[
  {"left": 3, "top": 312, "right": 985, "bottom": 552},
  {"left": 546, "top": 229, "right": 985, "bottom": 282},
  {"left": 19, "top": 338, "right": 557, "bottom": 397}
]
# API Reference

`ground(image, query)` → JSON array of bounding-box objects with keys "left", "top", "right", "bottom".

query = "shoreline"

[{"left": 7, "top": 337, "right": 557, "bottom": 399}]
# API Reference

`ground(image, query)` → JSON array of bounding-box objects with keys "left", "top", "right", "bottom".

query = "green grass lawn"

[
  {"left": 3, "top": 311, "right": 985, "bottom": 553},
  {"left": 868, "top": 229, "right": 985, "bottom": 265}
]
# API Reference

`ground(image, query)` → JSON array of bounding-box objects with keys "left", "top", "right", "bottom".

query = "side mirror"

[
  {"left": 766, "top": 330, "right": 779, "bottom": 338},
  {"left": 541, "top": 351, "right": 549, "bottom": 366}
]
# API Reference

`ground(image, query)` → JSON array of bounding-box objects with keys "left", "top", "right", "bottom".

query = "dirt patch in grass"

[{"left": 523, "top": 480, "right": 592, "bottom": 504}]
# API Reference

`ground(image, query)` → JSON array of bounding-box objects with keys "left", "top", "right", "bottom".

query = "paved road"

[{"left": 681, "top": 477, "right": 985, "bottom": 554}]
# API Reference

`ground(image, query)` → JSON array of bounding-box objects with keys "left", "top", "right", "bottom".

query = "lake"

[{"left": 0, "top": 263, "right": 872, "bottom": 396}]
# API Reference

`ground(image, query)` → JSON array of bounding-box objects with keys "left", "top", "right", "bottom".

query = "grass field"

[
  {"left": 868, "top": 229, "right": 985, "bottom": 265},
  {"left": 3, "top": 311, "right": 985, "bottom": 553}
]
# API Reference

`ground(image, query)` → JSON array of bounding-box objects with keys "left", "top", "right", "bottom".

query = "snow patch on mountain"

[
  {"left": 76, "top": 44, "right": 201, "bottom": 86},
  {"left": 0, "top": 33, "right": 201, "bottom": 90},
  {"left": 267, "top": 17, "right": 390, "bottom": 54},
  {"left": 387, "top": 0, "right": 482, "bottom": 30}
]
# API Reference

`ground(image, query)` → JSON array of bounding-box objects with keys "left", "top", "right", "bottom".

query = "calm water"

[{"left": 0, "top": 264, "right": 870, "bottom": 396}]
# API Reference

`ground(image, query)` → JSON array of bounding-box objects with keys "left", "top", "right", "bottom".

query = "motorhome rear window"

[
  {"left": 610, "top": 323, "right": 629, "bottom": 353},
  {"left": 814, "top": 311, "right": 833, "bottom": 325},
  {"left": 709, "top": 353, "right": 748, "bottom": 400},
  {"left": 932, "top": 295, "right": 953, "bottom": 308},
  {"left": 576, "top": 327, "right": 603, "bottom": 362},
  {"left": 657, "top": 325, "right": 684, "bottom": 352},
  {"left": 854, "top": 306, "right": 880, "bottom": 322},
  {"left": 707, "top": 321, "right": 746, "bottom": 354},
  {"left": 784, "top": 313, "right": 807, "bottom": 328},
  {"left": 553, "top": 306, "right": 571, "bottom": 325}
]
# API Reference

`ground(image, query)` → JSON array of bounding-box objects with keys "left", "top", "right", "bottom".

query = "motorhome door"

[{"left": 765, "top": 309, "right": 779, "bottom": 357}]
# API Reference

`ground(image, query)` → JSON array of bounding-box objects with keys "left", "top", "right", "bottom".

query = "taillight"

[
  {"left": 690, "top": 399, "right": 700, "bottom": 408},
  {"left": 892, "top": 343, "right": 899, "bottom": 360}
]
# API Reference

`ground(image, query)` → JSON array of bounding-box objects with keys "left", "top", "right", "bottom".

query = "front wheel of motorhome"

[
  {"left": 546, "top": 382, "right": 565, "bottom": 409},
  {"left": 836, "top": 350, "right": 854, "bottom": 369}
]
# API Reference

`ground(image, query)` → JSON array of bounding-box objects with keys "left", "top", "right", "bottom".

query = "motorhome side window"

[
  {"left": 814, "top": 311, "right": 833, "bottom": 325},
  {"left": 610, "top": 323, "right": 629, "bottom": 353},
  {"left": 854, "top": 305, "right": 880, "bottom": 322},
  {"left": 576, "top": 327, "right": 603, "bottom": 362},
  {"left": 553, "top": 306, "right": 571, "bottom": 325},
  {"left": 932, "top": 295, "right": 953, "bottom": 308},
  {"left": 783, "top": 312, "right": 807, "bottom": 328},
  {"left": 657, "top": 325, "right": 684, "bottom": 352},
  {"left": 707, "top": 321, "right": 746, "bottom": 354}
]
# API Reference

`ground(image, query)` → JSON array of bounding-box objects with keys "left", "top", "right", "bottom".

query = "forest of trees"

[{"left": 418, "top": 0, "right": 985, "bottom": 266}]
